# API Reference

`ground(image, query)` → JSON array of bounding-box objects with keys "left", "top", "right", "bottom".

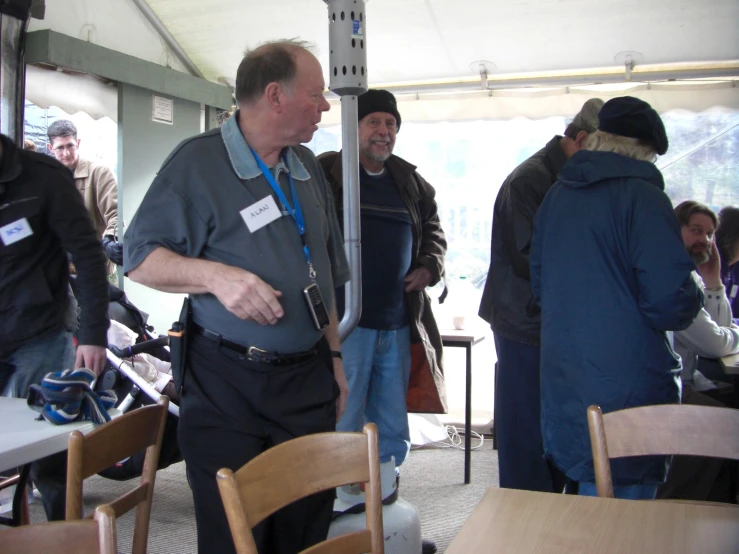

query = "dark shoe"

[{"left": 422, "top": 538, "right": 437, "bottom": 554}]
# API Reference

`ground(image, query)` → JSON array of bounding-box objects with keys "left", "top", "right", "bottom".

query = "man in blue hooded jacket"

[{"left": 530, "top": 96, "right": 703, "bottom": 500}]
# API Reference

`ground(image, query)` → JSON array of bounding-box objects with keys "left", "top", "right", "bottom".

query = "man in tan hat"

[{"left": 478, "top": 98, "right": 604, "bottom": 493}]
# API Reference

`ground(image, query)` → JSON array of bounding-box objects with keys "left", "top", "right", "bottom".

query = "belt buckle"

[{"left": 247, "top": 345, "right": 270, "bottom": 363}]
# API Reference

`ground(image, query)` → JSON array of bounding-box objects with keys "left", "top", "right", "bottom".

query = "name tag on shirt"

[
  {"left": 0, "top": 217, "right": 33, "bottom": 246},
  {"left": 731, "top": 284, "right": 738, "bottom": 300},
  {"left": 240, "top": 195, "right": 281, "bottom": 233}
]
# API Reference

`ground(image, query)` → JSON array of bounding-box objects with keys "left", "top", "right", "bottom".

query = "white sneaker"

[{"left": 333, "top": 456, "right": 398, "bottom": 515}]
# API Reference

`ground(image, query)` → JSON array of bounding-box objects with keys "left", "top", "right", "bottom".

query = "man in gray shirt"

[{"left": 123, "top": 40, "right": 349, "bottom": 554}]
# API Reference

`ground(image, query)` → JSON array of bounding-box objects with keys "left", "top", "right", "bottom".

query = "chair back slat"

[
  {"left": 77, "top": 403, "right": 165, "bottom": 479},
  {"left": 301, "top": 530, "right": 373, "bottom": 554},
  {"left": 217, "top": 423, "right": 384, "bottom": 554},
  {"left": 235, "top": 432, "right": 370, "bottom": 526},
  {"left": 0, "top": 504, "right": 117, "bottom": 554},
  {"left": 601, "top": 404, "right": 739, "bottom": 459},
  {"left": 587, "top": 404, "right": 739, "bottom": 498},
  {"left": 66, "top": 396, "right": 168, "bottom": 554}
]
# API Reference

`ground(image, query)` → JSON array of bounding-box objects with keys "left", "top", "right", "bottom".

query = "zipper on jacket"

[{"left": 0, "top": 196, "right": 39, "bottom": 212}]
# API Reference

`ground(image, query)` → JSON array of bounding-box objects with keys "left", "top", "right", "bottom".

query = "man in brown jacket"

[
  {"left": 319, "top": 89, "right": 446, "bottom": 554},
  {"left": 47, "top": 119, "right": 120, "bottom": 275}
]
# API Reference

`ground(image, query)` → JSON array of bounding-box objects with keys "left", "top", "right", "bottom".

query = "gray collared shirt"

[{"left": 124, "top": 112, "right": 349, "bottom": 352}]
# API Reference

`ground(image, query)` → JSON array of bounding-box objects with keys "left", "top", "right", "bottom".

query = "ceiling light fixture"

[
  {"left": 469, "top": 60, "right": 496, "bottom": 90},
  {"left": 615, "top": 51, "right": 644, "bottom": 82}
]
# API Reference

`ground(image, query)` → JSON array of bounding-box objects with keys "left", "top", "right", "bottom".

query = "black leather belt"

[{"left": 192, "top": 323, "right": 317, "bottom": 365}]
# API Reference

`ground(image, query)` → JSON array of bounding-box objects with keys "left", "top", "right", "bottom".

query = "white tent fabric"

[
  {"left": 29, "top": 0, "right": 739, "bottom": 86},
  {"left": 25, "top": 0, "right": 739, "bottom": 124},
  {"left": 27, "top": 0, "right": 188, "bottom": 74},
  {"left": 25, "top": 64, "right": 118, "bottom": 121},
  {"left": 322, "top": 80, "right": 739, "bottom": 125},
  {"left": 143, "top": 0, "right": 739, "bottom": 85}
]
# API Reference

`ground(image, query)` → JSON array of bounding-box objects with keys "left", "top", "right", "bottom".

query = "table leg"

[
  {"left": 12, "top": 464, "right": 31, "bottom": 526},
  {"left": 465, "top": 343, "right": 472, "bottom": 484},
  {"left": 731, "top": 375, "right": 739, "bottom": 501}
]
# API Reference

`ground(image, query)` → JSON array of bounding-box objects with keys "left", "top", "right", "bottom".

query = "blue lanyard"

[{"left": 249, "top": 147, "right": 316, "bottom": 281}]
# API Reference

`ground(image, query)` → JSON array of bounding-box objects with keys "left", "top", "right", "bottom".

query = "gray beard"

[
  {"left": 364, "top": 149, "right": 391, "bottom": 164},
  {"left": 360, "top": 141, "right": 394, "bottom": 165},
  {"left": 689, "top": 250, "right": 710, "bottom": 266}
]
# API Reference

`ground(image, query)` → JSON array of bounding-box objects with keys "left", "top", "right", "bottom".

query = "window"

[{"left": 309, "top": 108, "right": 739, "bottom": 290}]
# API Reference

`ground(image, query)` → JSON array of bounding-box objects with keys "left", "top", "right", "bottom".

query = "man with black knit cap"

[
  {"left": 319, "top": 89, "right": 446, "bottom": 554},
  {"left": 479, "top": 97, "right": 604, "bottom": 494},
  {"left": 530, "top": 96, "right": 703, "bottom": 499}
]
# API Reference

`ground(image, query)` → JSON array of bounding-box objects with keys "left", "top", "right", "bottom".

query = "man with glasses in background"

[{"left": 47, "top": 119, "right": 121, "bottom": 276}]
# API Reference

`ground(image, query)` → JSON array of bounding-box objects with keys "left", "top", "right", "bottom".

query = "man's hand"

[
  {"left": 210, "top": 265, "right": 284, "bottom": 325},
  {"left": 75, "top": 345, "right": 107, "bottom": 375},
  {"left": 102, "top": 235, "right": 124, "bottom": 266},
  {"left": 698, "top": 242, "right": 723, "bottom": 289},
  {"left": 333, "top": 358, "right": 349, "bottom": 422},
  {"left": 404, "top": 266, "right": 433, "bottom": 292}
]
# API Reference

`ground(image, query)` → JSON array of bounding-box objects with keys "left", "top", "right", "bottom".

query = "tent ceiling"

[{"left": 144, "top": 0, "right": 739, "bottom": 85}]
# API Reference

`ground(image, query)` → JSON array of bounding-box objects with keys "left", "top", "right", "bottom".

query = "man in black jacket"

[
  {"left": 0, "top": 133, "right": 109, "bottom": 519},
  {"left": 478, "top": 98, "right": 603, "bottom": 492}
]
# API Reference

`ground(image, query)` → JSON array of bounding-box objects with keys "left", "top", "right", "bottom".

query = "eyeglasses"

[{"left": 686, "top": 225, "right": 715, "bottom": 240}]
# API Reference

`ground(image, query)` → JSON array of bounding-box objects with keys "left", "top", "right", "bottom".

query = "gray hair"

[
  {"left": 584, "top": 130, "right": 658, "bottom": 162},
  {"left": 234, "top": 39, "right": 315, "bottom": 106},
  {"left": 47, "top": 119, "right": 78, "bottom": 142}
]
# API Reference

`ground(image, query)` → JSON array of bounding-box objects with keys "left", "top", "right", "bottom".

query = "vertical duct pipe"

[{"left": 325, "top": 0, "right": 368, "bottom": 341}]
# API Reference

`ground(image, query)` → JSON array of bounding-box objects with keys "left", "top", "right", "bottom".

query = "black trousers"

[
  {"left": 178, "top": 334, "right": 338, "bottom": 554},
  {"left": 493, "top": 334, "right": 566, "bottom": 493},
  {"left": 657, "top": 387, "right": 735, "bottom": 503}
]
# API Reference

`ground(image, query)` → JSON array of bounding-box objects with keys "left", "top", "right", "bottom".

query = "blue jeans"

[
  {"left": 337, "top": 326, "right": 411, "bottom": 465},
  {"left": 579, "top": 482, "right": 658, "bottom": 500},
  {"left": 1, "top": 330, "right": 75, "bottom": 398},
  {"left": 1, "top": 329, "right": 76, "bottom": 521}
]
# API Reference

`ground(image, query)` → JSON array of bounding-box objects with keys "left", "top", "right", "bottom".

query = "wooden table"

[
  {"left": 440, "top": 328, "right": 485, "bottom": 485},
  {"left": 0, "top": 398, "right": 117, "bottom": 526},
  {"left": 719, "top": 353, "right": 739, "bottom": 375},
  {"left": 446, "top": 487, "right": 739, "bottom": 553},
  {"left": 719, "top": 353, "right": 739, "bottom": 408}
]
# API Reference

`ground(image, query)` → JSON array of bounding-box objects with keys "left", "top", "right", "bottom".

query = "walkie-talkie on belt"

[{"left": 168, "top": 297, "right": 191, "bottom": 395}]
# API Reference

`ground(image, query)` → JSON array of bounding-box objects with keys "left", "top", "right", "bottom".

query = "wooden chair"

[
  {"left": 587, "top": 403, "right": 739, "bottom": 498},
  {"left": 66, "top": 396, "right": 169, "bottom": 554},
  {"left": 217, "top": 423, "right": 384, "bottom": 554},
  {"left": 0, "top": 504, "right": 117, "bottom": 554}
]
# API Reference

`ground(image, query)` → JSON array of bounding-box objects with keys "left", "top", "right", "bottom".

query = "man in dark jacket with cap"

[
  {"left": 478, "top": 98, "right": 603, "bottom": 493},
  {"left": 319, "top": 89, "right": 446, "bottom": 554},
  {"left": 530, "top": 96, "right": 703, "bottom": 499}
]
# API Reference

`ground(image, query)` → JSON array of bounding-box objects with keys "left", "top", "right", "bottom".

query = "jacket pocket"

[{"left": 0, "top": 270, "right": 54, "bottom": 312}]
